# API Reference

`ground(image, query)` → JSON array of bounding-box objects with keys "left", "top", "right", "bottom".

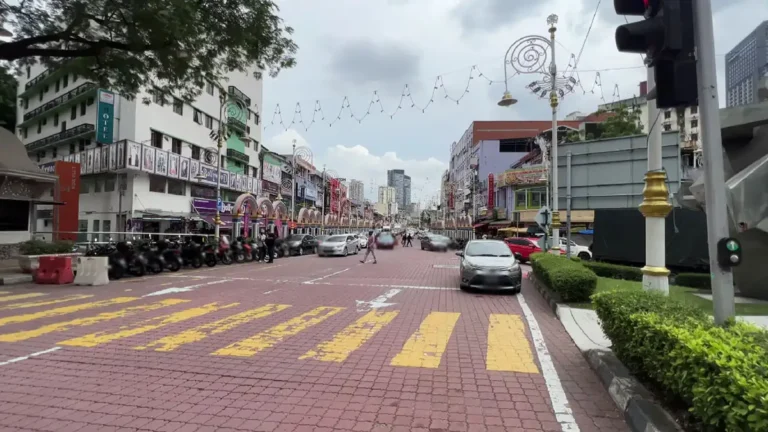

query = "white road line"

[
  {"left": 143, "top": 279, "right": 230, "bottom": 297},
  {"left": 303, "top": 268, "right": 350, "bottom": 284},
  {"left": 356, "top": 289, "right": 401, "bottom": 312},
  {"left": 0, "top": 347, "right": 61, "bottom": 367},
  {"left": 263, "top": 289, "right": 280, "bottom": 294},
  {"left": 517, "top": 293, "right": 580, "bottom": 432}
]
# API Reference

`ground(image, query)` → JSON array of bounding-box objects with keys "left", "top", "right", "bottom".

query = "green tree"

[
  {"left": 598, "top": 105, "right": 642, "bottom": 138},
  {"left": 0, "top": 65, "right": 17, "bottom": 128},
  {"left": 0, "top": 0, "right": 297, "bottom": 100}
]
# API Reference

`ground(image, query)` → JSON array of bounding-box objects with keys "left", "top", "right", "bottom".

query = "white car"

[
  {"left": 559, "top": 238, "right": 592, "bottom": 260},
  {"left": 318, "top": 235, "right": 360, "bottom": 257},
  {"left": 357, "top": 234, "right": 368, "bottom": 248}
]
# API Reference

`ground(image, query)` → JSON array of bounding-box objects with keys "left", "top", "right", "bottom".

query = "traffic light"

[
  {"left": 614, "top": 0, "right": 698, "bottom": 108},
  {"left": 716, "top": 238, "right": 742, "bottom": 268}
]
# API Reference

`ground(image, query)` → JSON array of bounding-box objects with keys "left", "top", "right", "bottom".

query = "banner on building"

[
  {"left": 96, "top": 89, "right": 115, "bottom": 144},
  {"left": 263, "top": 154, "right": 283, "bottom": 184},
  {"left": 496, "top": 166, "right": 548, "bottom": 187},
  {"left": 487, "top": 173, "right": 495, "bottom": 208}
]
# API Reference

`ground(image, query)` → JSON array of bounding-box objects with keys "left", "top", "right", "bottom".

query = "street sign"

[
  {"left": 535, "top": 206, "right": 551, "bottom": 230},
  {"left": 217, "top": 197, "right": 223, "bottom": 212}
]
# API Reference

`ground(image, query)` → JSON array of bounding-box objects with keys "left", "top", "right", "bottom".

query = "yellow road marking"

[
  {"left": 58, "top": 302, "right": 236, "bottom": 347},
  {"left": 0, "top": 297, "right": 137, "bottom": 328},
  {"left": 136, "top": 303, "right": 291, "bottom": 352},
  {"left": 0, "top": 294, "right": 94, "bottom": 311},
  {"left": 486, "top": 314, "right": 539, "bottom": 373},
  {"left": 300, "top": 310, "right": 399, "bottom": 362},
  {"left": 0, "top": 299, "right": 187, "bottom": 342},
  {"left": 0, "top": 293, "right": 46, "bottom": 303},
  {"left": 0, "top": 291, "right": 8, "bottom": 294},
  {"left": 390, "top": 311, "right": 460, "bottom": 369},
  {"left": 213, "top": 306, "right": 344, "bottom": 357}
]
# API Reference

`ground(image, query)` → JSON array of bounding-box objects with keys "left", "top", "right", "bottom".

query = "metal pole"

[
  {"left": 549, "top": 23, "right": 561, "bottom": 254},
  {"left": 694, "top": 0, "right": 735, "bottom": 324},
  {"left": 566, "top": 151, "right": 572, "bottom": 258},
  {"left": 321, "top": 166, "right": 326, "bottom": 232},
  {"left": 214, "top": 90, "right": 226, "bottom": 241}
]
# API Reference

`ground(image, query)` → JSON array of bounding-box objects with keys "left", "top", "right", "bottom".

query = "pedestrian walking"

[
  {"left": 265, "top": 230, "right": 276, "bottom": 263},
  {"left": 406, "top": 233, "right": 413, "bottom": 247},
  {"left": 360, "top": 230, "right": 377, "bottom": 264}
]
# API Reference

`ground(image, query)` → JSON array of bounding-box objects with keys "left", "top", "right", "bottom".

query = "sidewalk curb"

[
  {"left": 528, "top": 273, "right": 682, "bottom": 432},
  {"left": 0, "top": 274, "right": 33, "bottom": 286}
]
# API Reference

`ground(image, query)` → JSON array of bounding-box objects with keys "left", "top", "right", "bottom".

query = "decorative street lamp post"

[{"left": 497, "top": 14, "right": 577, "bottom": 253}]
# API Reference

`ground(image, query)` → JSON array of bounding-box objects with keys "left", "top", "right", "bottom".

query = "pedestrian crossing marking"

[
  {"left": 59, "top": 302, "right": 236, "bottom": 348},
  {"left": 486, "top": 314, "right": 539, "bottom": 373},
  {"left": 213, "top": 306, "right": 345, "bottom": 357},
  {"left": 0, "top": 291, "right": 8, "bottom": 294},
  {"left": 0, "top": 299, "right": 187, "bottom": 342},
  {"left": 300, "top": 310, "right": 399, "bottom": 362},
  {"left": 0, "top": 297, "right": 137, "bottom": 328},
  {"left": 135, "top": 303, "right": 291, "bottom": 352},
  {"left": 0, "top": 294, "right": 94, "bottom": 311},
  {"left": 0, "top": 293, "right": 46, "bottom": 303},
  {"left": 390, "top": 311, "right": 460, "bottom": 369}
]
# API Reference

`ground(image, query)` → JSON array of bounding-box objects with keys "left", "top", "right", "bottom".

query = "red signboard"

[
  {"left": 53, "top": 161, "right": 80, "bottom": 241},
  {"left": 329, "top": 178, "right": 341, "bottom": 214},
  {"left": 487, "top": 173, "right": 495, "bottom": 208}
]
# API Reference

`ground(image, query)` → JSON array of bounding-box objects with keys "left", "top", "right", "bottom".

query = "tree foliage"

[
  {"left": 0, "top": 64, "right": 17, "bottom": 128},
  {"left": 565, "top": 105, "right": 643, "bottom": 142},
  {"left": 0, "top": 0, "right": 298, "bottom": 101}
]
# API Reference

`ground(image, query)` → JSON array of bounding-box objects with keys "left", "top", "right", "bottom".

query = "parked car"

[
  {"left": 503, "top": 237, "right": 543, "bottom": 263},
  {"left": 318, "top": 235, "right": 360, "bottom": 257},
  {"left": 421, "top": 234, "right": 449, "bottom": 252},
  {"left": 285, "top": 234, "right": 319, "bottom": 256},
  {"left": 375, "top": 232, "right": 395, "bottom": 249},
  {"left": 457, "top": 240, "right": 522, "bottom": 293},
  {"left": 558, "top": 238, "right": 592, "bottom": 260}
]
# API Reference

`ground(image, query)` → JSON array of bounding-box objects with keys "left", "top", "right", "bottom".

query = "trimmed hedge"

[
  {"left": 530, "top": 252, "right": 597, "bottom": 302},
  {"left": 594, "top": 289, "right": 768, "bottom": 431},
  {"left": 582, "top": 261, "right": 643, "bottom": 281},
  {"left": 674, "top": 272, "right": 712, "bottom": 290},
  {"left": 18, "top": 240, "right": 75, "bottom": 256}
]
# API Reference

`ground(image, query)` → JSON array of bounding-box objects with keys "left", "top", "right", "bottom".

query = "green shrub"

[
  {"left": 583, "top": 261, "right": 642, "bottom": 281},
  {"left": 674, "top": 272, "right": 711, "bottom": 290},
  {"left": 18, "top": 240, "right": 75, "bottom": 256},
  {"left": 530, "top": 253, "right": 597, "bottom": 302},
  {"left": 593, "top": 290, "right": 768, "bottom": 431}
]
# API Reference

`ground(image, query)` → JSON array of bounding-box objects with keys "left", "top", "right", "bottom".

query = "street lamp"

[
  {"left": 498, "top": 14, "right": 576, "bottom": 253},
  {"left": 210, "top": 84, "right": 250, "bottom": 240}
]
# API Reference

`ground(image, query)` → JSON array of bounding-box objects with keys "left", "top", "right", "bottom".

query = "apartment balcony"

[
  {"left": 20, "top": 82, "right": 97, "bottom": 126},
  {"left": 20, "top": 68, "right": 67, "bottom": 97},
  {"left": 227, "top": 117, "right": 247, "bottom": 133},
  {"left": 227, "top": 86, "right": 251, "bottom": 107},
  {"left": 226, "top": 148, "right": 250, "bottom": 164},
  {"left": 25, "top": 123, "right": 95, "bottom": 153}
]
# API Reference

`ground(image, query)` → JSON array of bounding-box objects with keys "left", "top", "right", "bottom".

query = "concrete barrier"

[{"left": 73, "top": 257, "right": 109, "bottom": 286}]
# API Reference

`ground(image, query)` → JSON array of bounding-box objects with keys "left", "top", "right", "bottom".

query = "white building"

[
  {"left": 17, "top": 63, "right": 263, "bottom": 239},
  {"left": 348, "top": 179, "right": 365, "bottom": 203},
  {"left": 377, "top": 186, "right": 396, "bottom": 205},
  {"left": 449, "top": 124, "right": 474, "bottom": 216},
  {"left": 373, "top": 201, "right": 398, "bottom": 218}
]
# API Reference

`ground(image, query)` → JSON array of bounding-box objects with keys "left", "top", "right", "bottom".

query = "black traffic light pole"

[{"left": 693, "top": 0, "right": 735, "bottom": 324}]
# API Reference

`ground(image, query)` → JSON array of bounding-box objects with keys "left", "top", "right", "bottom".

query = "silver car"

[
  {"left": 456, "top": 240, "right": 522, "bottom": 293},
  {"left": 318, "top": 235, "right": 360, "bottom": 257}
]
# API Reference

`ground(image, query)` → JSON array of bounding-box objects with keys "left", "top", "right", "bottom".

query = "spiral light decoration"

[
  {"left": 506, "top": 35, "right": 551, "bottom": 74},
  {"left": 325, "top": 169, "right": 338, "bottom": 181},
  {"left": 294, "top": 146, "right": 313, "bottom": 166}
]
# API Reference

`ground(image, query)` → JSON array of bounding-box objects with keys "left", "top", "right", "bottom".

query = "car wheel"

[
  {"left": 343, "top": 248, "right": 348, "bottom": 257},
  {"left": 299, "top": 248, "right": 304, "bottom": 256},
  {"left": 578, "top": 252, "right": 591, "bottom": 260}
]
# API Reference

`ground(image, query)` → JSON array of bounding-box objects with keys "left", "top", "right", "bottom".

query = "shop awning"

[
  {"left": 136, "top": 209, "right": 195, "bottom": 220},
  {"left": 473, "top": 222, "right": 489, "bottom": 229},
  {"left": 489, "top": 220, "right": 512, "bottom": 227},
  {"left": 0, "top": 127, "right": 58, "bottom": 183}
]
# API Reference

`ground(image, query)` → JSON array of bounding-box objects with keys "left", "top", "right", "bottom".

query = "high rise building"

[
  {"left": 386, "top": 169, "right": 410, "bottom": 209},
  {"left": 725, "top": 20, "right": 768, "bottom": 107},
  {"left": 377, "top": 186, "right": 396, "bottom": 204},
  {"left": 348, "top": 179, "right": 365, "bottom": 203},
  {"left": 18, "top": 63, "right": 263, "bottom": 239}
]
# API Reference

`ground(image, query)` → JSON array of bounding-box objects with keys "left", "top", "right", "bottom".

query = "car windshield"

[
  {"left": 287, "top": 235, "right": 304, "bottom": 241},
  {"left": 465, "top": 241, "right": 513, "bottom": 257},
  {"left": 327, "top": 236, "right": 347, "bottom": 242},
  {"left": 379, "top": 233, "right": 394, "bottom": 241},
  {"left": 432, "top": 236, "right": 449, "bottom": 242}
]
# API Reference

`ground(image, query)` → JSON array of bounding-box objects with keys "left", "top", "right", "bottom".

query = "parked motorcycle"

[
  {"left": 179, "top": 237, "right": 205, "bottom": 268},
  {"left": 136, "top": 240, "right": 166, "bottom": 274},
  {"left": 156, "top": 239, "right": 182, "bottom": 272},
  {"left": 116, "top": 240, "right": 148, "bottom": 277},
  {"left": 230, "top": 237, "right": 250, "bottom": 263},
  {"left": 217, "top": 236, "right": 233, "bottom": 265}
]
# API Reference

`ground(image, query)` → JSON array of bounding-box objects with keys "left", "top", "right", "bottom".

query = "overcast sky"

[{"left": 262, "top": 0, "right": 765, "bottom": 206}]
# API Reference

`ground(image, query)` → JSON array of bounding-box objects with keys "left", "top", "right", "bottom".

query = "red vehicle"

[{"left": 503, "top": 237, "right": 543, "bottom": 262}]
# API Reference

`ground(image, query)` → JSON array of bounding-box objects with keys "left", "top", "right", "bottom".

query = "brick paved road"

[{"left": 0, "top": 243, "right": 627, "bottom": 432}]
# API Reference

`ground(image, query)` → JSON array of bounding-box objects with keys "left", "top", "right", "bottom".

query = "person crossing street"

[{"left": 360, "top": 230, "right": 377, "bottom": 264}]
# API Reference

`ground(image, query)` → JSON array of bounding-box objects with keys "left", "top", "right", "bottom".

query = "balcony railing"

[
  {"left": 25, "top": 123, "right": 95, "bottom": 152},
  {"left": 226, "top": 148, "right": 250, "bottom": 164},
  {"left": 22, "top": 82, "right": 96, "bottom": 124},
  {"left": 24, "top": 69, "right": 56, "bottom": 92},
  {"left": 227, "top": 86, "right": 251, "bottom": 107},
  {"left": 227, "top": 117, "right": 247, "bottom": 132}
]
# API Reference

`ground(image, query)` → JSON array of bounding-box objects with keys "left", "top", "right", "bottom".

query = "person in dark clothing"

[
  {"left": 406, "top": 233, "right": 413, "bottom": 247},
  {"left": 265, "top": 231, "right": 276, "bottom": 263}
]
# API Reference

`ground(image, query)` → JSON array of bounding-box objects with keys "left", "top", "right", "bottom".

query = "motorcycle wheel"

[
  {"left": 235, "top": 253, "right": 245, "bottom": 263},
  {"left": 168, "top": 259, "right": 181, "bottom": 272},
  {"left": 150, "top": 261, "right": 163, "bottom": 274},
  {"left": 191, "top": 256, "right": 203, "bottom": 268},
  {"left": 221, "top": 254, "right": 233, "bottom": 265},
  {"left": 133, "top": 263, "right": 146, "bottom": 277},
  {"left": 109, "top": 264, "right": 124, "bottom": 280},
  {"left": 205, "top": 255, "right": 217, "bottom": 267}
]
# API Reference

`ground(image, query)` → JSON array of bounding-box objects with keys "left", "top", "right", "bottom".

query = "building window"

[
  {"left": 171, "top": 138, "right": 182, "bottom": 154},
  {"left": 664, "top": 110, "right": 671, "bottom": 119},
  {"left": 25, "top": 66, "right": 30, "bottom": 78},
  {"left": 515, "top": 191, "right": 526, "bottom": 207},
  {"left": 690, "top": 119, "right": 698, "bottom": 128},
  {"left": 173, "top": 98, "right": 183, "bottom": 115},
  {"left": 80, "top": 179, "right": 91, "bottom": 194},
  {"left": 104, "top": 176, "right": 116, "bottom": 192},
  {"left": 93, "top": 178, "right": 102, "bottom": 193},
  {"left": 153, "top": 89, "right": 165, "bottom": 106},
  {"left": 205, "top": 114, "right": 213, "bottom": 129},
  {"left": 61, "top": 121, "right": 66, "bottom": 132},
  {"left": 191, "top": 145, "right": 201, "bottom": 160},
  {"left": 52, "top": 147, "right": 57, "bottom": 158},
  {"left": 22, "top": 98, "right": 28, "bottom": 109},
  {"left": 62, "top": 74, "right": 69, "bottom": 88},
  {"left": 530, "top": 191, "right": 543, "bottom": 208},
  {"left": 80, "top": 101, "right": 86, "bottom": 116},
  {"left": 254, "top": 113, "right": 260, "bottom": 125},
  {"left": 37, "top": 122, "right": 41, "bottom": 134},
  {"left": 663, "top": 124, "right": 672, "bottom": 131},
  {"left": 191, "top": 184, "right": 217, "bottom": 199},
  {"left": 193, "top": 109, "right": 202, "bottom": 124},
  {"left": 39, "top": 91, "right": 43, "bottom": 101},
  {"left": 70, "top": 105, "right": 77, "bottom": 120},
  {"left": 690, "top": 106, "right": 698, "bottom": 114},
  {"left": 167, "top": 179, "right": 185, "bottom": 196},
  {"left": 55, "top": 80, "right": 60, "bottom": 92},
  {"left": 79, "top": 140, "right": 86, "bottom": 151},
  {"left": 53, "top": 112, "right": 59, "bottom": 126},
  {"left": 151, "top": 130, "right": 163, "bottom": 148},
  {"left": 87, "top": 97, "right": 94, "bottom": 106},
  {"left": 499, "top": 138, "right": 531, "bottom": 153},
  {"left": 691, "top": 133, "right": 699, "bottom": 142},
  {"left": 22, "top": 127, "right": 27, "bottom": 138},
  {"left": 149, "top": 175, "right": 166, "bottom": 193},
  {"left": 206, "top": 82, "right": 214, "bottom": 95},
  {"left": 36, "top": 151, "right": 43, "bottom": 162}
]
